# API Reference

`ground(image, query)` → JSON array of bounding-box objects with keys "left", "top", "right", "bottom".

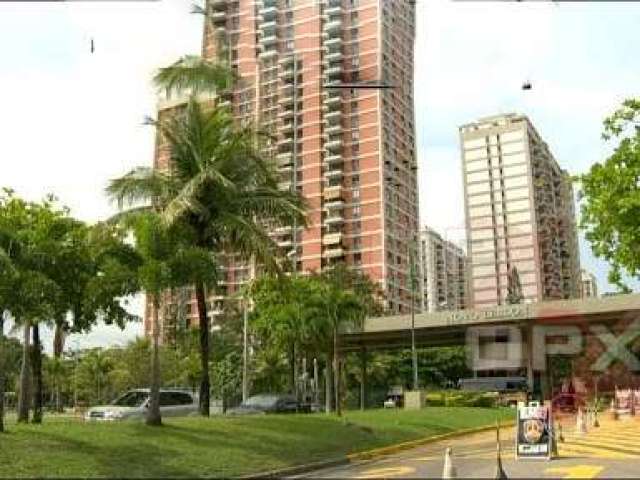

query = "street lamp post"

[{"left": 408, "top": 234, "right": 419, "bottom": 391}]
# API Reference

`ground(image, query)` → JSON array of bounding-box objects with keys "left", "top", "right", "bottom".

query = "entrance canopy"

[{"left": 339, "top": 293, "right": 640, "bottom": 352}]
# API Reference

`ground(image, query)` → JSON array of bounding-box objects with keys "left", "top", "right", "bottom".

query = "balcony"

[
  {"left": 324, "top": 199, "right": 344, "bottom": 210},
  {"left": 260, "top": 34, "right": 278, "bottom": 47},
  {"left": 324, "top": 153, "right": 342, "bottom": 165},
  {"left": 324, "top": 51, "right": 343, "bottom": 64},
  {"left": 278, "top": 109, "right": 294, "bottom": 120},
  {"left": 324, "top": 65, "right": 342, "bottom": 78},
  {"left": 324, "top": 124, "right": 342, "bottom": 136},
  {"left": 323, "top": 37, "right": 342, "bottom": 49},
  {"left": 278, "top": 137, "right": 294, "bottom": 148},
  {"left": 325, "top": 138, "right": 342, "bottom": 152},
  {"left": 261, "top": 20, "right": 277, "bottom": 33},
  {"left": 260, "top": 6, "right": 278, "bottom": 20},
  {"left": 277, "top": 153, "right": 293, "bottom": 166},
  {"left": 211, "top": 11, "right": 227, "bottom": 24},
  {"left": 323, "top": 94, "right": 341, "bottom": 108},
  {"left": 282, "top": 119, "right": 296, "bottom": 132},
  {"left": 323, "top": 232, "right": 342, "bottom": 246},
  {"left": 324, "top": 5, "right": 342, "bottom": 17},
  {"left": 279, "top": 55, "right": 295, "bottom": 65},
  {"left": 323, "top": 246, "right": 345, "bottom": 258},
  {"left": 210, "top": 0, "right": 227, "bottom": 9},
  {"left": 324, "top": 168, "right": 343, "bottom": 181},
  {"left": 282, "top": 66, "right": 295, "bottom": 80},
  {"left": 324, "top": 185, "right": 343, "bottom": 201},
  {"left": 324, "top": 110, "right": 341, "bottom": 124},
  {"left": 323, "top": 20, "right": 342, "bottom": 34},
  {"left": 259, "top": 49, "right": 278, "bottom": 60}
]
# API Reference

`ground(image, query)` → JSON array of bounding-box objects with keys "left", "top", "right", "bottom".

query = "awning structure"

[{"left": 339, "top": 293, "right": 640, "bottom": 352}]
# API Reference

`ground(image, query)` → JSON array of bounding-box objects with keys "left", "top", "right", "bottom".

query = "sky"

[{"left": 1, "top": 0, "right": 639, "bottom": 350}]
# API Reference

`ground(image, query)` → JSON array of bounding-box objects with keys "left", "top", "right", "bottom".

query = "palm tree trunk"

[
  {"left": 146, "top": 294, "right": 162, "bottom": 426},
  {"left": 333, "top": 326, "right": 341, "bottom": 417},
  {"left": 324, "top": 355, "right": 333, "bottom": 414},
  {"left": 289, "top": 343, "right": 296, "bottom": 396},
  {"left": 0, "top": 314, "right": 5, "bottom": 433},
  {"left": 31, "top": 324, "right": 43, "bottom": 424},
  {"left": 53, "top": 322, "right": 65, "bottom": 411},
  {"left": 195, "top": 282, "right": 210, "bottom": 416},
  {"left": 17, "top": 322, "right": 31, "bottom": 423}
]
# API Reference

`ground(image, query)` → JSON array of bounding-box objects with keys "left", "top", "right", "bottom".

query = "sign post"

[{"left": 515, "top": 401, "right": 552, "bottom": 460}]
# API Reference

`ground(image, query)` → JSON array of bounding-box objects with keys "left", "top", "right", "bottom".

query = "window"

[
  {"left": 160, "top": 392, "right": 193, "bottom": 407},
  {"left": 353, "top": 205, "right": 361, "bottom": 217},
  {"left": 352, "top": 174, "right": 360, "bottom": 186},
  {"left": 354, "top": 252, "right": 362, "bottom": 265}
]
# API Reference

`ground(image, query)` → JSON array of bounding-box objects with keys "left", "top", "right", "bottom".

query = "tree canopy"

[{"left": 577, "top": 98, "right": 640, "bottom": 289}]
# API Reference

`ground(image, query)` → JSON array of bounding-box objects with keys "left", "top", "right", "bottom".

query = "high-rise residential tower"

[
  {"left": 145, "top": 0, "right": 419, "bottom": 336},
  {"left": 460, "top": 113, "right": 581, "bottom": 309},
  {"left": 419, "top": 226, "right": 468, "bottom": 312}
]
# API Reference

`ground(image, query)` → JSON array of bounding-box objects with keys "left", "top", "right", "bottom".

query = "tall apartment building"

[
  {"left": 460, "top": 113, "right": 581, "bottom": 309},
  {"left": 581, "top": 269, "right": 598, "bottom": 298},
  {"left": 145, "top": 0, "right": 419, "bottom": 336},
  {"left": 419, "top": 226, "right": 468, "bottom": 312}
]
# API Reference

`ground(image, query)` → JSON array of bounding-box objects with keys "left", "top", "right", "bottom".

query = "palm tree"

[
  {"left": 307, "top": 264, "right": 382, "bottom": 416},
  {"left": 107, "top": 59, "right": 306, "bottom": 415},
  {"left": 125, "top": 212, "right": 217, "bottom": 425}
]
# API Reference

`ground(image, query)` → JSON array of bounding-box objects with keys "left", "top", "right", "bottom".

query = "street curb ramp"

[{"left": 242, "top": 420, "right": 516, "bottom": 479}]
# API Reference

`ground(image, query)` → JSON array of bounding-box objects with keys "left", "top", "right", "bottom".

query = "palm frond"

[
  {"left": 106, "top": 167, "right": 175, "bottom": 210},
  {"left": 153, "top": 55, "right": 234, "bottom": 99}
]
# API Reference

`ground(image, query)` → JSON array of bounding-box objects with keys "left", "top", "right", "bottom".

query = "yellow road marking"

[
  {"left": 545, "top": 465, "right": 604, "bottom": 479},
  {"left": 354, "top": 466, "right": 415, "bottom": 478}
]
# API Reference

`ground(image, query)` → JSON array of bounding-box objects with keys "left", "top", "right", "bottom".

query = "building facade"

[
  {"left": 419, "top": 226, "right": 468, "bottom": 312},
  {"left": 145, "top": 0, "right": 419, "bottom": 337},
  {"left": 581, "top": 269, "right": 598, "bottom": 298},
  {"left": 460, "top": 113, "right": 581, "bottom": 309}
]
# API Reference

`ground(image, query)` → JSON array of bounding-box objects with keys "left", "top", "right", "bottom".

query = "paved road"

[{"left": 295, "top": 416, "right": 640, "bottom": 478}]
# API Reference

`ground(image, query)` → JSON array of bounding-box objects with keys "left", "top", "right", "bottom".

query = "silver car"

[{"left": 85, "top": 389, "right": 198, "bottom": 421}]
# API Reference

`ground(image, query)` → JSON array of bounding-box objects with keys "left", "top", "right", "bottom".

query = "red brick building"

[{"left": 146, "top": 0, "right": 419, "bottom": 337}]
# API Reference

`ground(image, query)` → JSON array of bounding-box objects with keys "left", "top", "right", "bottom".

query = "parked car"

[
  {"left": 85, "top": 389, "right": 198, "bottom": 421},
  {"left": 458, "top": 376, "right": 528, "bottom": 407},
  {"left": 228, "top": 394, "right": 307, "bottom": 415}
]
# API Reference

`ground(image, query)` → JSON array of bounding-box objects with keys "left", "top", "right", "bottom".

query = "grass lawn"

[{"left": 0, "top": 407, "right": 514, "bottom": 478}]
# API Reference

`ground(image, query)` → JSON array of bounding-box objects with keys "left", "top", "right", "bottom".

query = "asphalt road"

[{"left": 294, "top": 416, "right": 640, "bottom": 479}]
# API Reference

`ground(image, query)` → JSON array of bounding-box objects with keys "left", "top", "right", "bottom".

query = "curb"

[{"left": 243, "top": 420, "right": 516, "bottom": 479}]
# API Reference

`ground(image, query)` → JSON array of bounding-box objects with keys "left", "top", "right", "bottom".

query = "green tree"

[
  {"left": 250, "top": 265, "right": 381, "bottom": 415},
  {"left": 125, "top": 212, "right": 217, "bottom": 425},
  {"left": 577, "top": 98, "right": 640, "bottom": 289},
  {"left": 250, "top": 275, "right": 319, "bottom": 395},
  {"left": 107, "top": 72, "right": 306, "bottom": 415},
  {"left": 311, "top": 265, "right": 382, "bottom": 416}
]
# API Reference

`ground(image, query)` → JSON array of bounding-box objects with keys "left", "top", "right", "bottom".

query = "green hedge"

[{"left": 426, "top": 390, "right": 498, "bottom": 408}]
